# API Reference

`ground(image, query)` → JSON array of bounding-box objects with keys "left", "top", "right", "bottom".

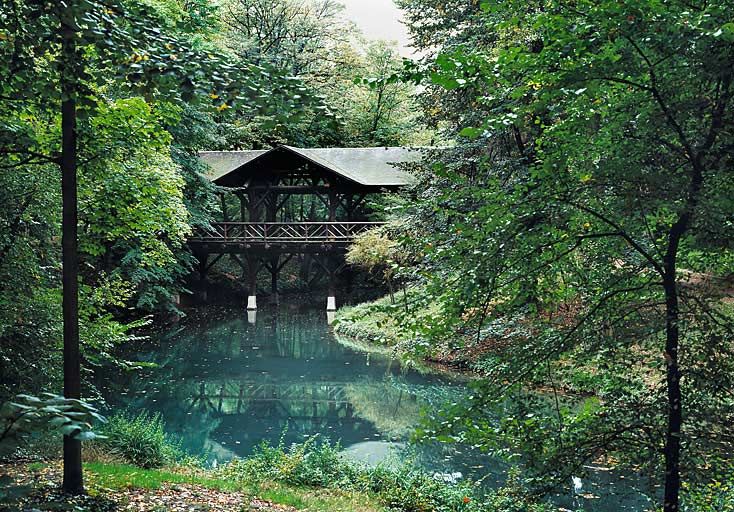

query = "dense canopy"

[{"left": 1, "top": 1, "right": 732, "bottom": 512}]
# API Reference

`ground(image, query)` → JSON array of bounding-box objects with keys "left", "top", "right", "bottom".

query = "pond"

[{"left": 98, "top": 302, "right": 653, "bottom": 511}]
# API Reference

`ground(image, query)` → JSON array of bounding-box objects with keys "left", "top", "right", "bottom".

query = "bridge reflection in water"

[
  {"left": 106, "top": 305, "right": 464, "bottom": 461},
  {"left": 100, "top": 305, "right": 652, "bottom": 511}
]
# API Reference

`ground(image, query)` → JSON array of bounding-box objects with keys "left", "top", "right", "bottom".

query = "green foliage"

[
  {"left": 682, "top": 464, "right": 734, "bottom": 511},
  {"left": 217, "top": 0, "right": 430, "bottom": 148},
  {"left": 347, "top": 229, "right": 399, "bottom": 272},
  {"left": 372, "top": 0, "right": 734, "bottom": 509},
  {"left": 217, "top": 437, "right": 554, "bottom": 512},
  {"left": 0, "top": 394, "right": 105, "bottom": 458},
  {"left": 334, "top": 290, "right": 442, "bottom": 353},
  {"left": 341, "top": 41, "right": 431, "bottom": 146},
  {"left": 223, "top": 437, "right": 360, "bottom": 489},
  {"left": 79, "top": 98, "right": 193, "bottom": 311},
  {"left": 97, "top": 410, "right": 192, "bottom": 469}
]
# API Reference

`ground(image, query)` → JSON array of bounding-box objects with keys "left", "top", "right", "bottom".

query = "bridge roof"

[{"left": 200, "top": 145, "right": 420, "bottom": 188}]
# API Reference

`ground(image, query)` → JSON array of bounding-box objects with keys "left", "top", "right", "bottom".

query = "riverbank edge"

[
  {"left": 332, "top": 298, "right": 481, "bottom": 380},
  {"left": 333, "top": 330, "right": 478, "bottom": 381}
]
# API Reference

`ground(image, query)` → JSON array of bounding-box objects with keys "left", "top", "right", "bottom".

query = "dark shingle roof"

[{"left": 199, "top": 145, "right": 420, "bottom": 187}]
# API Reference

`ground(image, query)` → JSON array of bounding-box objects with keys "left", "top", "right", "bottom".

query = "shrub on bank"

[
  {"left": 97, "top": 411, "right": 190, "bottom": 469},
  {"left": 92, "top": 414, "right": 556, "bottom": 511},
  {"left": 216, "top": 437, "right": 555, "bottom": 512}
]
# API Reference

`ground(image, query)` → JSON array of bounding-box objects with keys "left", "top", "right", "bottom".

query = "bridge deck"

[{"left": 189, "top": 222, "right": 384, "bottom": 248}]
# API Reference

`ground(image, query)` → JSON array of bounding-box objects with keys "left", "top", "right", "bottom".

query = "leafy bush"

[
  {"left": 98, "top": 411, "right": 188, "bottom": 469},
  {"left": 682, "top": 466, "right": 734, "bottom": 512},
  {"left": 217, "top": 437, "right": 358, "bottom": 488},
  {"left": 0, "top": 394, "right": 106, "bottom": 506},
  {"left": 216, "top": 436, "right": 554, "bottom": 512},
  {"left": 0, "top": 394, "right": 105, "bottom": 458}
]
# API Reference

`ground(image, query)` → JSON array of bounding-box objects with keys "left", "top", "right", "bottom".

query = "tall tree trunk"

[
  {"left": 661, "top": 164, "right": 701, "bottom": 510},
  {"left": 61, "top": 15, "right": 83, "bottom": 495},
  {"left": 370, "top": 86, "right": 385, "bottom": 143},
  {"left": 663, "top": 276, "right": 681, "bottom": 512}
]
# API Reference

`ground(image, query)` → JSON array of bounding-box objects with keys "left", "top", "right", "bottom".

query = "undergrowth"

[
  {"left": 215, "top": 436, "right": 555, "bottom": 512},
  {"left": 96, "top": 410, "right": 200, "bottom": 469}
]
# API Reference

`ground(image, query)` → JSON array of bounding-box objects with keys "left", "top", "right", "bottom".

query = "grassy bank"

[
  {"left": 1, "top": 435, "right": 555, "bottom": 512},
  {"left": 334, "top": 295, "right": 416, "bottom": 348},
  {"left": 333, "top": 293, "right": 485, "bottom": 375},
  {"left": 2, "top": 460, "right": 382, "bottom": 512}
]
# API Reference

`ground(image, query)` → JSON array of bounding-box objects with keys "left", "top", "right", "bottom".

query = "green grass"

[
  {"left": 84, "top": 462, "right": 239, "bottom": 492},
  {"left": 80, "top": 462, "right": 384, "bottom": 512},
  {"left": 334, "top": 288, "right": 441, "bottom": 348},
  {"left": 258, "top": 483, "right": 385, "bottom": 512},
  {"left": 258, "top": 486, "right": 307, "bottom": 508},
  {"left": 334, "top": 295, "right": 403, "bottom": 346}
]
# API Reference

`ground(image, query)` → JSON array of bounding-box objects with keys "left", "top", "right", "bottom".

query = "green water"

[
  {"left": 100, "top": 303, "right": 653, "bottom": 511},
  {"left": 101, "top": 304, "right": 467, "bottom": 466}
]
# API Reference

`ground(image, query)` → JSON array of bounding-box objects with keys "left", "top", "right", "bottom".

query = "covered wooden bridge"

[{"left": 193, "top": 145, "right": 418, "bottom": 310}]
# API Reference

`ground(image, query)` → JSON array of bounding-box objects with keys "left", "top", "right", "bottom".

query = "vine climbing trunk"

[{"left": 60, "top": 13, "right": 83, "bottom": 495}]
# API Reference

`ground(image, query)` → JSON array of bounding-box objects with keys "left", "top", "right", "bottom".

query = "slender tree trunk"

[
  {"left": 370, "top": 86, "right": 385, "bottom": 143},
  {"left": 663, "top": 274, "right": 681, "bottom": 512},
  {"left": 61, "top": 16, "right": 83, "bottom": 495},
  {"left": 660, "top": 188, "right": 696, "bottom": 511},
  {"left": 659, "top": 147, "right": 704, "bottom": 510}
]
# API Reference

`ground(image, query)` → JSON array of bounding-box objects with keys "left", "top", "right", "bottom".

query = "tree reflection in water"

[
  {"left": 97, "top": 304, "right": 658, "bottom": 510},
  {"left": 101, "top": 305, "right": 466, "bottom": 464}
]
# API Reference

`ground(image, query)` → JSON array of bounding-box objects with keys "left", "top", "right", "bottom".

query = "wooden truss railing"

[{"left": 190, "top": 222, "right": 384, "bottom": 244}]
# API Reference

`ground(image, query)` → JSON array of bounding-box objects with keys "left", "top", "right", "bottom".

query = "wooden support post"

[
  {"left": 345, "top": 194, "right": 354, "bottom": 222},
  {"left": 267, "top": 190, "right": 280, "bottom": 222},
  {"left": 327, "top": 263, "right": 337, "bottom": 311},
  {"left": 247, "top": 256, "right": 258, "bottom": 311},
  {"left": 328, "top": 190, "right": 337, "bottom": 222},
  {"left": 220, "top": 193, "right": 229, "bottom": 222},
  {"left": 248, "top": 190, "right": 260, "bottom": 222},
  {"left": 237, "top": 192, "right": 246, "bottom": 222}
]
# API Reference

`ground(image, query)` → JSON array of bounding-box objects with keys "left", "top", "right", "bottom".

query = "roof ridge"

[{"left": 200, "top": 145, "right": 418, "bottom": 187}]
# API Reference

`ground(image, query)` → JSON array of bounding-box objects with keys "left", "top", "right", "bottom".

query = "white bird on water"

[
  {"left": 572, "top": 476, "right": 583, "bottom": 493},
  {"left": 432, "top": 472, "right": 463, "bottom": 484}
]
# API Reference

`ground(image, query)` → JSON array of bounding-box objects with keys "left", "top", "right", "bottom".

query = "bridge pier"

[
  {"left": 327, "top": 296, "right": 336, "bottom": 311},
  {"left": 247, "top": 255, "right": 258, "bottom": 311},
  {"left": 327, "top": 270, "right": 337, "bottom": 311}
]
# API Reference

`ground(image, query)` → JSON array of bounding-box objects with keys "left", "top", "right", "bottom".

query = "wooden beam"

[
  {"left": 220, "top": 193, "right": 229, "bottom": 222},
  {"left": 205, "top": 253, "right": 225, "bottom": 273},
  {"left": 229, "top": 253, "right": 247, "bottom": 273}
]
